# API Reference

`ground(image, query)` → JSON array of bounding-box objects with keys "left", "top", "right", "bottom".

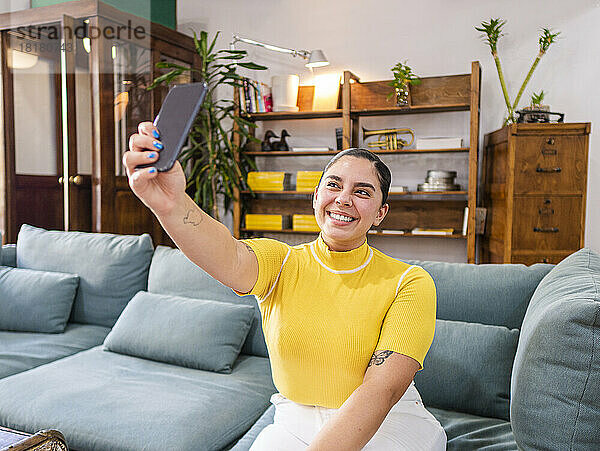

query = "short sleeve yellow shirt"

[{"left": 233, "top": 233, "right": 436, "bottom": 409}]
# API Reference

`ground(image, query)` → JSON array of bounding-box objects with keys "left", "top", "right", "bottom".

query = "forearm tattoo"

[
  {"left": 243, "top": 243, "right": 255, "bottom": 254},
  {"left": 368, "top": 350, "right": 394, "bottom": 367},
  {"left": 183, "top": 209, "right": 202, "bottom": 227}
]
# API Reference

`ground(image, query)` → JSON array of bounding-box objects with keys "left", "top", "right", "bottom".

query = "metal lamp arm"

[{"left": 231, "top": 34, "right": 309, "bottom": 59}]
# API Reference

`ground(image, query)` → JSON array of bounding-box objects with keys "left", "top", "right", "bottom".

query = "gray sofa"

[{"left": 0, "top": 224, "right": 598, "bottom": 450}]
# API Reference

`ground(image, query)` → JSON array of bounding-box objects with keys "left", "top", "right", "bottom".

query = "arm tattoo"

[
  {"left": 367, "top": 350, "right": 394, "bottom": 367},
  {"left": 243, "top": 243, "right": 255, "bottom": 254},
  {"left": 183, "top": 209, "right": 202, "bottom": 227}
]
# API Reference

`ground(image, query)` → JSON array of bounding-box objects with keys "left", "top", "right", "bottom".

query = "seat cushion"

[
  {"left": 103, "top": 291, "right": 254, "bottom": 373},
  {"left": 511, "top": 248, "right": 600, "bottom": 451},
  {"left": 16, "top": 225, "right": 154, "bottom": 327},
  {"left": 415, "top": 319, "right": 519, "bottom": 420},
  {"left": 407, "top": 260, "right": 553, "bottom": 329},
  {"left": 0, "top": 323, "right": 111, "bottom": 379},
  {"left": 0, "top": 267, "right": 79, "bottom": 333},
  {"left": 0, "top": 347, "right": 276, "bottom": 451},
  {"left": 429, "top": 407, "right": 517, "bottom": 450},
  {"left": 148, "top": 246, "right": 267, "bottom": 358},
  {"left": 230, "top": 405, "right": 517, "bottom": 451}
]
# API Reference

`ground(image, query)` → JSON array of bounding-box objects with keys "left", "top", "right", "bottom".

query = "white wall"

[{"left": 178, "top": 0, "right": 600, "bottom": 261}]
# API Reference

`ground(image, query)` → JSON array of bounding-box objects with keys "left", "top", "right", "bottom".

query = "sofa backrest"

[
  {"left": 16, "top": 224, "right": 154, "bottom": 328},
  {"left": 147, "top": 246, "right": 268, "bottom": 358},
  {"left": 407, "top": 260, "right": 553, "bottom": 329},
  {"left": 1, "top": 244, "right": 16, "bottom": 267},
  {"left": 406, "top": 259, "right": 554, "bottom": 420}
]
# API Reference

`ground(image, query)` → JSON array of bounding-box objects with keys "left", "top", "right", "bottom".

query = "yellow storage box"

[
  {"left": 247, "top": 172, "right": 291, "bottom": 191},
  {"left": 292, "top": 214, "right": 320, "bottom": 232},
  {"left": 296, "top": 171, "right": 323, "bottom": 193},
  {"left": 245, "top": 214, "right": 290, "bottom": 231}
]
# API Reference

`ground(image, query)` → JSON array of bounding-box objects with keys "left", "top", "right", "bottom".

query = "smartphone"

[{"left": 137, "top": 81, "right": 208, "bottom": 172}]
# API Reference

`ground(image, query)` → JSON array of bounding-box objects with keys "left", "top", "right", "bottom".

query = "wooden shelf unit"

[
  {"left": 241, "top": 228, "right": 468, "bottom": 239},
  {"left": 233, "top": 62, "right": 481, "bottom": 262},
  {"left": 245, "top": 148, "right": 469, "bottom": 156}
]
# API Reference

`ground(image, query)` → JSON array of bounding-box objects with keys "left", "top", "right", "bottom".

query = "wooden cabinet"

[
  {"left": 481, "top": 123, "right": 590, "bottom": 264},
  {"left": 233, "top": 62, "right": 482, "bottom": 263},
  {"left": 0, "top": 1, "right": 198, "bottom": 245}
]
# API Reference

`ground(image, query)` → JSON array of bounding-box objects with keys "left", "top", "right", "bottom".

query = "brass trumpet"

[{"left": 362, "top": 127, "right": 415, "bottom": 150}]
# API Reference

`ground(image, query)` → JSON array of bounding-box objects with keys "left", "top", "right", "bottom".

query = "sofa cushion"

[
  {"left": 16, "top": 224, "right": 154, "bottom": 327},
  {"left": 0, "top": 347, "right": 276, "bottom": 451},
  {"left": 407, "top": 260, "right": 552, "bottom": 329},
  {"left": 414, "top": 319, "right": 518, "bottom": 421},
  {"left": 511, "top": 248, "right": 600, "bottom": 450},
  {"left": 148, "top": 246, "right": 268, "bottom": 358},
  {"left": 0, "top": 323, "right": 111, "bottom": 379},
  {"left": 230, "top": 406, "right": 517, "bottom": 451},
  {"left": 104, "top": 291, "right": 254, "bottom": 373},
  {"left": 0, "top": 267, "right": 79, "bottom": 333}
]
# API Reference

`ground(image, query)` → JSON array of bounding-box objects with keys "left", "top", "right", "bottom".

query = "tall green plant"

[
  {"left": 148, "top": 30, "right": 266, "bottom": 220},
  {"left": 476, "top": 19, "right": 560, "bottom": 125}
]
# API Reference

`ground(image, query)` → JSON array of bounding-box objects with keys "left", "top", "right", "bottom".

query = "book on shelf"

[
  {"left": 238, "top": 78, "right": 273, "bottom": 114},
  {"left": 389, "top": 186, "right": 409, "bottom": 194},
  {"left": 368, "top": 229, "right": 405, "bottom": 235},
  {"left": 411, "top": 227, "right": 454, "bottom": 235},
  {"left": 291, "top": 146, "right": 333, "bottom": 152},
  {"left": 415, "top": 137, "right": 463, "bottom": 149}
]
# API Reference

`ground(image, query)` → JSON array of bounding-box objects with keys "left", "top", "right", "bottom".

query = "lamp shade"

[{"left": 306, "top": 49, "right": 329, "bottom": 68}]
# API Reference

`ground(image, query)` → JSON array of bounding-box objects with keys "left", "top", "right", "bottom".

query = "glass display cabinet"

[{"left": 0, "top": 0, "right": 198, "bottom": 244}]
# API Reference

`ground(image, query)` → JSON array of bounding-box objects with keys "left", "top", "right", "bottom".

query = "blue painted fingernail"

[
  {"left": 153, "top": 140, "right": 163, "bottom": 150},
  {"left": 152, "top": 130, "right": 160, "bottom": 139},
  {"left": 148, "top": 168, "right": 156, "bottom": 173},
  {"left": 147, "top": 152, "right": 156, "bottom": 159}
]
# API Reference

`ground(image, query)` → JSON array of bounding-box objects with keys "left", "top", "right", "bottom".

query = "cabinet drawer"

[
  {"left": 511, "top": 253, "right": 572, "bottom": 265},
  {"left": 513, "top": 135, "right": 587, "bottom": 194},
  {"left": 512, "top": 196, "right": 582, "bottom": 250}
]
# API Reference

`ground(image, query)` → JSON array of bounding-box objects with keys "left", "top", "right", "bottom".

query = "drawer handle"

[
  {"left": 538, "top": 207, "right": 555, "bottom": 215},
  {"left": 541, "top": 148, "right": 557, "bottom": 155},
  {"left": 546, "top": 138, "right": 555, "bottom": 145},
  {"left": 536, "top": 166, "right": 562, "bottom": 173},
  {"left": 542, "top": 258, "right": 549, "bottom": 263},
  {"left": 533, "top": 227, "right": 559, "bottom": 233}
]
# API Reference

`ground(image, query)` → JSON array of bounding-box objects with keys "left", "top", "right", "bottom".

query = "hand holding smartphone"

[{"left": 137, "top": 81, "right": 208, "bottom": 172}]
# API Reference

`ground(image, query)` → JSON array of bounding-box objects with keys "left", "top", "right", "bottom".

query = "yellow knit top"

[{"left": 233, "top": 233, "right": 436, "bottom": 409}]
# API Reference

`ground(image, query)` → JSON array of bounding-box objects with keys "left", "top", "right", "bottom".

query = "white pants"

[{"left": 250, "top": 382, "right": 447, "bottom": 450}]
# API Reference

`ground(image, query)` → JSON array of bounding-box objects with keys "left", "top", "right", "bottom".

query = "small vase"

[{"left": 395, "top": 83, "right": 410, "bottom": 107}]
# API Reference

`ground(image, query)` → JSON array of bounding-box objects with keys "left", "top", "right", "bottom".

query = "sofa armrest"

[{"left": 511, "top": 248, "right": 600, "bottom": 451}]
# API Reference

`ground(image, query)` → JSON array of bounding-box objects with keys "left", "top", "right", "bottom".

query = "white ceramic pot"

[{"left": 271, "top": 75, "right": 300, "bottom": 112}]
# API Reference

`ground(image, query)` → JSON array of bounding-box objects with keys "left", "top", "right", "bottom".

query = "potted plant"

[
  {"left": 148, "top": 31, "right": 266, "bottom": 220},
  {"left": 476, "top": 18, "right": 560, "bottom": 125},
  {"left": 388, "top": 61, "right": 421, "bottom": 107}
]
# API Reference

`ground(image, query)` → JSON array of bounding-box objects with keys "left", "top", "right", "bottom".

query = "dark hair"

[{"left": 317, "top": 148, "right": 391, "bottom": 206}]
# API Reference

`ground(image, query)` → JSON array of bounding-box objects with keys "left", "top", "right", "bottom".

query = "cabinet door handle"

[
  {"left": 536, "top": 166, "right": 562, "bottom": 173},
  {"left": 538, "top": 207, "right": 555, "bottom": 215},
  {"left": 541, "top": 148, "right": 557, "bottom": 155},
  {"left": 533, "top": 227, "right": 559, "bottom": 233}
]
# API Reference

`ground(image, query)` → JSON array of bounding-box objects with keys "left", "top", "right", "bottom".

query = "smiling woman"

[
  {"left": 123, "top": 128, "right": 446, "bottom": 450},
  {"left": 312, "top": 148, "right": 391, "bottom": 252}
]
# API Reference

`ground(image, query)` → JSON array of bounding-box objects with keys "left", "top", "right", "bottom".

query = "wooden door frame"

[
  {"left": 89, "top": 14, "right": 116, "bottom": 233},
  {"left": 0, "top": 31, "right": 16, "bottom": 243}
]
